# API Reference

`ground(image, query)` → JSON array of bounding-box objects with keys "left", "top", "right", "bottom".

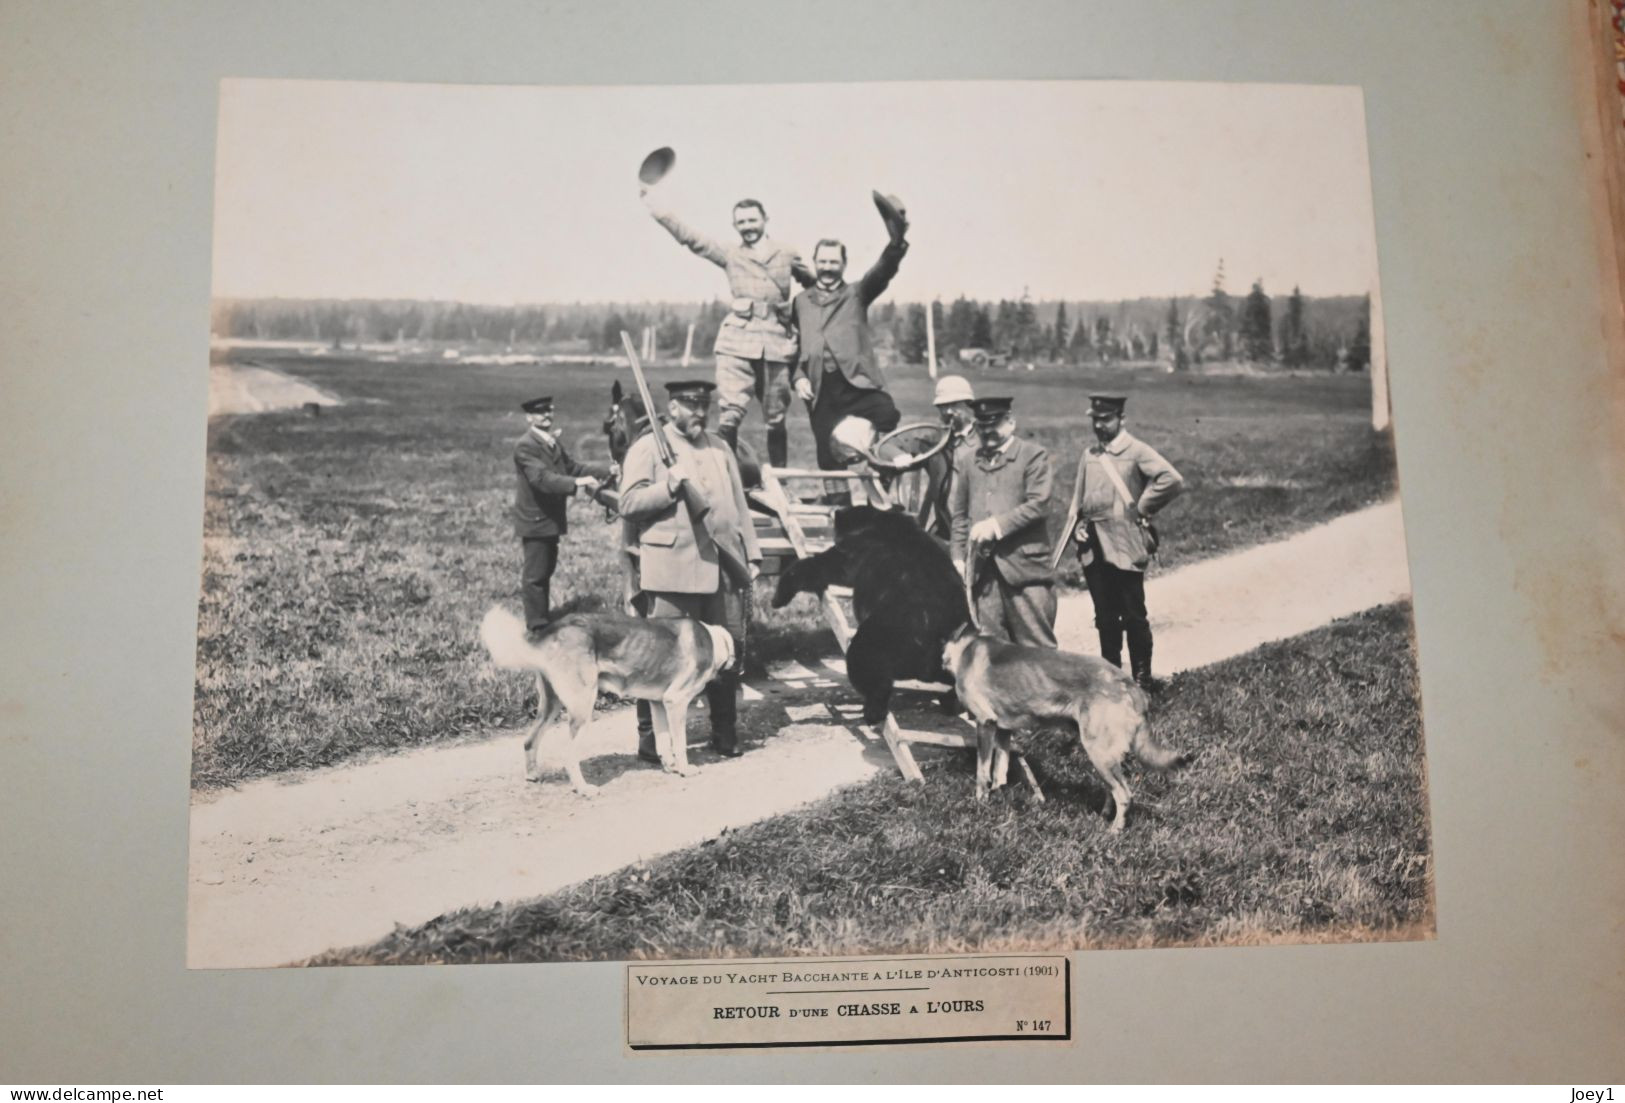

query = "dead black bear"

[{"left": 772, "top": 505, "right": 969, "bottom": 725}]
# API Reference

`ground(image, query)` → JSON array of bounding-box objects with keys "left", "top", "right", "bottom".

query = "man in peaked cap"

[
  {"left": 617, "top": 378, "right": 762, "bottom": 760},
  {"left": 641, "top": 182, "right": 815, "bottom": 467},
  {"left": 949, "top": 395, "right": 1059, "bottom": 648},
  {"left": 1052, "top": 392, "right": 1184, "bottom": 689},
  {"left": 512, "top": 396, "right": 616, "bottom": 638}
]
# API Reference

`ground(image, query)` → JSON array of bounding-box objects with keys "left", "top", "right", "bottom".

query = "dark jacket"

[
  {"left": 918, "top": 432, "right": 973, "bottom": 540},
  {"left": 949, "top": 436, "right": 1056, "bottom": 587},
  {"left": 512, "top": 431, "right": 611, "bottom": 539},
  {"left": 790, "top": 239, "right": 908, "bottom": 401}
]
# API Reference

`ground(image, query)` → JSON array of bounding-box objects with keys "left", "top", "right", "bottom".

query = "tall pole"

[
  {"left": 682, "top": 322, "right": 694, "bottom": 368},
  {"left": 925, "top": 300, "right": 938, "bottom": 379},
  {"left": 1368, "top": 286, "right": 1389, "bottom": 431}
]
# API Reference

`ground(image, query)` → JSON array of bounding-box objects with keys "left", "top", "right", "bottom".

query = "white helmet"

[{"left": 932, "top": 375, "right": 975, "bottom": 406}]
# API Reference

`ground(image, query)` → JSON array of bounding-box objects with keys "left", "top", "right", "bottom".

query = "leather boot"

[
  {"left": 635, "top": 701, "right": 660, "bottom": 764},
  {"left": 1097, "top": 625, "right": 1124, "bottom": 668},
  {"left": 1126, "top": 623, "right": 1159, "bottom": 691},
  {"left": 705, "top": 674, "right": 741, "bottom": 757},
  {"left": 766, "top": 424, "right": 788, "bottom": 468}
]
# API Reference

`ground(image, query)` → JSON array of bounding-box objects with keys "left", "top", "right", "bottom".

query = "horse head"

[{"left": 602, "top": 380, "right": 634, "bottom": 467}]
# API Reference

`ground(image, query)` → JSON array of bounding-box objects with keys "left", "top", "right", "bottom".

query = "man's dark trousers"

[
  {"left": 1082, "top": 548, "right": 1150, "bottom": 675},
  {"left": 520, "top": 537, "right": 559, "bottom": 633},
  {"left": 632, "top": 588, "right": 743, "bottom": 756}
]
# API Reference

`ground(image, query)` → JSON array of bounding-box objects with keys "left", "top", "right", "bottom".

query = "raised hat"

[
  {"left": 520, "top": 395, "right": 554, "bottom": 413},
  {"left": 972, "top": 396, "right": 1014, "bottom": 424},
  {"left": 872, "top": 190, "right": 908, "bottom": 237},
  {"left": 932, "top": 374, "right": 975, "bottom": 406},
  {"left": 638, "top": 146, "right": 675, "bottom": 186}
]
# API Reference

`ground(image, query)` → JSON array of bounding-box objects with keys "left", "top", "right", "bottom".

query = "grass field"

[
  {"left": 194, "top": 351, "right": 1395, "bottom": 788},
  {"left": 308, "top": 602, "right": 1431, "bottom": 964}
]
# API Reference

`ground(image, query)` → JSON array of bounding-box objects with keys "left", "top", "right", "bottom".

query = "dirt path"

[
  {"left": 187, "top": 499, "right": 1410, "bottom": 969},
  {"left": 208, "top": 363, "right": 342, "bottom": 417}
]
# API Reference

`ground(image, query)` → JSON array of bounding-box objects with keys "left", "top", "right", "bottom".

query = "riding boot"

[
  {"left": 718, "top": 421, "right": 740, "bottom": 453},
  {"left": 766, "top": 424, "right": 788, "bottom": 468},
  {"left": 635, "top": 701, "right": 660, "bottom": 764},
  {"left": 705, "top": 673, "right": 741, "bottom": 757},
  {"left": 1126, "top": 622, "right": 1159, "bottom": 691},
  {"left": 1097, "top": 625, "right": 1124, "bottom": 668}
]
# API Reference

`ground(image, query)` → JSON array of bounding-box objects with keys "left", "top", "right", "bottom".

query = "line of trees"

[
  {"left": 212, "top": 269, "right": 1372, "bottom": 372},
  {"left": 893, "top": 269, "right": 1371, "bottom": 372},
  {"left": 209, "top": 299, "right": 738, "bottom": 357}
]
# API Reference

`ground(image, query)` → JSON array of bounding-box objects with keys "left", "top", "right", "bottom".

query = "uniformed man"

[
  {"left": 918, "top": 374, "right": 977, "bottom": 540},
  {"left": 790, "top": 194, "right": 910, "bottom": 472},
  {"left": 511, "top": 396, "right": 614, "bottom": 637},
  {"left": 617, "top": 379, "right": 762, "bottom": 760},
  {"left": 642, "top": 188, "right": 813, "bottom": 466},
  {"left": 949, "top": 396, "right": 1058, "bottom": 648},
  {"left": 1053, "top": 393, "right": 1184, "bottom": 689}
]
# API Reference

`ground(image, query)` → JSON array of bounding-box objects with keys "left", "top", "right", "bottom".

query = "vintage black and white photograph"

[{"left": 190, "top": 77, "right": 1430, "bottom": 969}]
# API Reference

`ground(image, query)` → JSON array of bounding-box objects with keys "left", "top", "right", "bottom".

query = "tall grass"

[
  {"left": 309, "top": 603, "right": 1431, "bottom": 964},
  {"left": 195, "top": 354, "right": 1394, "bottom": 787}
]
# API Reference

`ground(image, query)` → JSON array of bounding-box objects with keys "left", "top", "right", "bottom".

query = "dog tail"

[
  {"left": 1130, "top": 701, "right": 1188, "bottom": 771},
  {"left": 479, "top": 606, "right": 539, "bottom": 670}
]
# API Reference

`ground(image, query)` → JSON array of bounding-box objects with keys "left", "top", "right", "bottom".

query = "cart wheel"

[
  {"left": 864, "top": 422, "right": 950, "bottom": 517},
  {"left": 869, "top": 422, "right": 950, "bottom": 471}
]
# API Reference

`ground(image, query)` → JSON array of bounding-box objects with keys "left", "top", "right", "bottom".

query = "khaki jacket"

[
  {"left": 949, "top": 436, "right": 1056, "bottom": 587},
  {"left": 1053, "top": 430, "right": 1183, "bottom": 572},
  {"left": 618, "top": 424, "right": 761, "bottom": 595},
  {"left": 647, "top": 205, "right": 812, "bottom": 363}
]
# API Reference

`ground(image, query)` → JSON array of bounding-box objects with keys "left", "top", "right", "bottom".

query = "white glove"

[{"left": 793, "top": 377, "right": 814, "bottom": 402}]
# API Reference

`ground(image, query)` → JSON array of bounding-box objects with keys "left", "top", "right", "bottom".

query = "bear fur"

[{"left": 772, "top": 505, "right": 969, "bottom": 725}]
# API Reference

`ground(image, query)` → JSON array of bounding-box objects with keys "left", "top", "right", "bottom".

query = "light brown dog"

[
  {"left": 942, "top": 625, "right": 1186, "bottom": 830},
  {"left": 480, "top": 607, "right": 735, "bottom": 795}
]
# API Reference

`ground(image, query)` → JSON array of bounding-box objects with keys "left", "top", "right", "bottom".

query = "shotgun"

[{"left": 619, "top": 330, "right": 753, "bottom": 591}]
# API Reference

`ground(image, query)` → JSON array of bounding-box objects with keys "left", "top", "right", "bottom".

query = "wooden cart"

[{"left": 746, "top": 444, "right": 975, "bottom": 784}]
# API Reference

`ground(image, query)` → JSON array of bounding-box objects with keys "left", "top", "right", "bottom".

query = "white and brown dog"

[
  {"left": 480, "top": 607, "right": 735, "bottom": 795},
  {"left": 942, "top": 624, "right": 1187, "bottom": 830}
]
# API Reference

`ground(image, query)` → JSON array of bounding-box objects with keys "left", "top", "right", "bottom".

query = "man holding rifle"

[{"left": 617, "top": 375, "right": 762, "bottom": 760}]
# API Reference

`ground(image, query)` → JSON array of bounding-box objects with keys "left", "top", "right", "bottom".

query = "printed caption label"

[{"left": 626, "top": 954, "right": 1069, "bottom": 1051}]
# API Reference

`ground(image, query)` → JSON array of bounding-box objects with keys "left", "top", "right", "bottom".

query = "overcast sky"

[{"left": 213, "top": 78, "right": 1381, "bottom": 305}]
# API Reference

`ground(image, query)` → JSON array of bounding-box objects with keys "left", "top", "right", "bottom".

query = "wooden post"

[
  {"left": 1369, "top": 285, "right": 1390, "bottom": 431},
  {"left": 682, "top": 322, "right": 695, "bottom": 368},
  {"left": 925, "top": 301, "right": 938, "bottom": 379}
]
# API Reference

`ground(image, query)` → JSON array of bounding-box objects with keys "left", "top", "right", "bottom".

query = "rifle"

[{"left": 618, "top": 330, "right": 753, "bottom": 591}]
